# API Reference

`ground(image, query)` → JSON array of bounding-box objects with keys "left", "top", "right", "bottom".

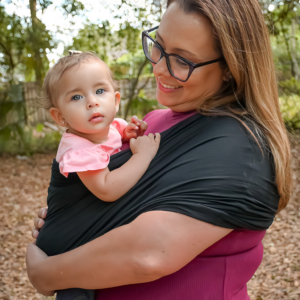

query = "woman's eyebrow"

[{"left": 156, "top": 31, "right": 197, "bottom": 58}]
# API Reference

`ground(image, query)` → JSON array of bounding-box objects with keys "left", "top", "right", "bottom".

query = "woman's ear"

[
  {"left": 223, "top": 67, "right": 233, "bottom": 82},
  {"left": 115, "top": 91, "right": 121, "bottom": 113},
  {"left": 49, "top": 107, "right": 67, "bottom": 127}
]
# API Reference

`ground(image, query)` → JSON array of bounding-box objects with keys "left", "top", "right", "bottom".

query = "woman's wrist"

[{"left": 26, "top": 243, "right": 53, "bottom": 292}]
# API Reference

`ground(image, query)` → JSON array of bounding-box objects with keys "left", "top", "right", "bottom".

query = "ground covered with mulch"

[{"left": 0, "top": 136, "right": 299, "bottom": 300}]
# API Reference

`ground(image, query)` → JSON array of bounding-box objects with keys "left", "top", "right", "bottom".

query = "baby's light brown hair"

[{"left": 42, "top": 52, "right": 118, "bottom": 110}]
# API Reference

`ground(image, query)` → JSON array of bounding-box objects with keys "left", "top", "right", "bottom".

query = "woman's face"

[{"left": 153, "top": 2, "right": 225, "bottom": 112}]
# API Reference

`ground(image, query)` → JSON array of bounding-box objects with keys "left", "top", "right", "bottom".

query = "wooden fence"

[
  {"left": 2, "top": 77, "right": 157, "bottom": 126},
  {"left": 24, "top": 82, "right": 53, "bottom": 125}
]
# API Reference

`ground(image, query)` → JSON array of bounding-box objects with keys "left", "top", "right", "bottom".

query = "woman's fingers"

[
  {"left": 32, "top": 218, "right": 44, "bottom": 239},
  {"left": 38, "top": 207, "right": 48, "bottom": 219},
  {"left": 32, "top": 229, "right": 39, "bottom": 239},
  {"left": 34, "top": 217, "right": 45, "bottom": 229}
]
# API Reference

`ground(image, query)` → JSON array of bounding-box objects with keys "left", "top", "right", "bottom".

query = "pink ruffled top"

[{"left": 56, "top": 118, "right": 128, "bottom": 177}]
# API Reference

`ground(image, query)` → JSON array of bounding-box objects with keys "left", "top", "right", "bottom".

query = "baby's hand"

[
  {"left": 122, "top": 116, "right": 148, "bottom": 142},
  {"left": 130, "top": 133, "right": 161, "bottom": 160}
]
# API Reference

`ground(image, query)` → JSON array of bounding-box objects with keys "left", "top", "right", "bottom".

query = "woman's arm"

[
  {"left": 78, "top": 133, "right": 160, "bottom": 202},
  {"left": 27, "top": 210, "right": 232, "bottom": 293}
]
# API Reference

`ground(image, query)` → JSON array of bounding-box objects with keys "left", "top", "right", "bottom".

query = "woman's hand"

[
  {"left": 26, "top": 243, "right": 55, "bottom": 296},
  {"left": 32, "top": 207, "right": 48, "bottom": 239}
]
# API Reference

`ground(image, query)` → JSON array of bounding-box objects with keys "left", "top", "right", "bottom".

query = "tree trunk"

[
  {"left": 29, "top": 0, "right": 43, "bottom": 86},
  {"left": 291, "top": 18, "right": 300, "bottom": 81},
  {"left": 124, "top": 58, "right": 149, "bottom": 120}
]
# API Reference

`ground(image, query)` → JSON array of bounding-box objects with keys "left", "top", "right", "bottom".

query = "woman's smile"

[{"left": 158, "top": 80, "right": 183, "bottom": 93}]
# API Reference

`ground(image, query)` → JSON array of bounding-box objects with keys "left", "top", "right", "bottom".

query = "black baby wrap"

[{"left": 36, "top": 113, "right": 279, "bottom": 256}]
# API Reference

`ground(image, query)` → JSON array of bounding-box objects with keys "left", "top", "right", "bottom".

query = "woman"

[{"left": 27, "top": 0, "right": 292, "bottom": 299}]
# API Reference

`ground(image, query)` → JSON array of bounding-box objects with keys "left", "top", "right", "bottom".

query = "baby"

[{"left": 41, "top": 51, "right": 160, "bottom": 299}]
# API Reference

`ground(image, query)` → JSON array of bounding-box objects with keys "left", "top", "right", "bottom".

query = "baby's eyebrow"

[
  {"left": 93, "top": 81, "right": 110, "bottom": 87},
  {"left": 64, "top": 81, "right": 111, "bottom": 96},
  {"left": 65, "top": 88, "right": 81, "bottom": 96}
]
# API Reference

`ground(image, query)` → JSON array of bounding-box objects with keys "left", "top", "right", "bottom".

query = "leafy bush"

[
  {"left": 0, "top": 123, "right": 61, "bottom": 155},
  {"left": 279, "top": 95, "right": 300, "bottom": 130},
  {"left": 279, "top": 78, "right": 300, "bottom": 130}
]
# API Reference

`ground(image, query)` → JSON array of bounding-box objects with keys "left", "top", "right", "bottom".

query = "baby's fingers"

[
  {"left": 140, "top": 121, "right": 148, "bottom": 132},
  {"left": 127, "top": 123, "right": 139, "bottom": 131},
  {"left": 130, "top": 115, "right": 140, "bottom": 126},
  {"left": 154, "top": 133, "right": 161, "bottom": 145}
]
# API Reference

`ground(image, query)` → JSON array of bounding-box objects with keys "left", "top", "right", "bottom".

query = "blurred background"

[{"left": 0, "top": 1, "right": 300, "bottom": 300}]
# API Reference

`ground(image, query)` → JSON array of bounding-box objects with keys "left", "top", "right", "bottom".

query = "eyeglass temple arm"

[
  {"left": 144, "top": 25, "right": 159, "bottom": 34},
  {"left": 194, "top": 57, "right": 225, "bottom": 68}
]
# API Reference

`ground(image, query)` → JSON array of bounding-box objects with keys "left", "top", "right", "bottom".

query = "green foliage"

[
  {"left": 260, "top": 0, "right": 300, "bottom": 79},
  {"left": 70, "top": 21, "right": 112, "bottom": 62},
  {"left": 128, "top": 88, "right": 159, "bottom": 119},
  {"left": 280, "top": 95, "right": 300, "bottom": 129},
  {"left": 0, "top": 124, "right": 62, "bottom": 155},
  {"left": 61, "top": 0, "right": 85, "bottom": 17},
  {"left": 0, "top": 5, "right": 28, "bottom": 83},
  {"left": 278, "top": 78, "right": 300, "bottom": 129}
]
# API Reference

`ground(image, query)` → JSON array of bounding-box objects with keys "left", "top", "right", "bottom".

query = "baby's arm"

[{"left": 77, "top": 133, "right": 160, "bottom": 202}]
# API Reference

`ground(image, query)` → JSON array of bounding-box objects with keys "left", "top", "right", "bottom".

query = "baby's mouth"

[{"left": 89, "top": 112, "right": 104, "bottom": 122}]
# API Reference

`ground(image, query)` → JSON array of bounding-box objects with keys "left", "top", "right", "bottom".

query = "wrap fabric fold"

[{"left": 36, "top": 113, "right": 279, "bottom": 256}]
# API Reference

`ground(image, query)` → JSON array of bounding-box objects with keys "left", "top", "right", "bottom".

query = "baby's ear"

[
  {"left": 49, "top": 107, "right": 67, "bottom": 127},
  {"left": 115, "top": 91, "right": 121, "bottom": 112}
]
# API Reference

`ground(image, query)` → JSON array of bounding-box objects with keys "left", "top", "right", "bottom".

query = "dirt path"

[{"left": 0, "top": 137, "right": 299, "bottom": 300}]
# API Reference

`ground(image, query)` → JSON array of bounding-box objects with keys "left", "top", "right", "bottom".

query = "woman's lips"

[
  {"left": 89, "top": 113, "right": 104, "bottom": 123},
  {"left": 158, "top": 81, "right": 183, "bottom": 93}
]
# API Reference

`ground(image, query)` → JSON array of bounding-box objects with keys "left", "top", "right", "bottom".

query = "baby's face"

[{"left": 54, "top": 60, "right": 119, "bottom": 136}]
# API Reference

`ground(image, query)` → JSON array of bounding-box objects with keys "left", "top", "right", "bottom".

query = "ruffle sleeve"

[
  {"left": 59, "top": 147, "right": 110, "bottom": 178},
  {"left": 111, "top": 118, "right": 128, "bottom": 138}
]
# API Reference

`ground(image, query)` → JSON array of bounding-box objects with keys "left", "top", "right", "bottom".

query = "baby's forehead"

[{"left": 77, "top": 58, "right": 113, "bottom": 80}]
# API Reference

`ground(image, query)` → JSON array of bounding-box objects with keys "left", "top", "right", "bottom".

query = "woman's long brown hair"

[{"left": 167, "top": 0, "right": 292, "bottom": 212}]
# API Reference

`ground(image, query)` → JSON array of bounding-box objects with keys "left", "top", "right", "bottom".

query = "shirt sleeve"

[
  {"left": 56, "top": 134, "right": 110, "bottom": 178},
  {"left": 111, "top": 118, "right": 128, "bottom": 138},
  {"left": 58, "top": 147, "right": 110, "bottom": 178}
]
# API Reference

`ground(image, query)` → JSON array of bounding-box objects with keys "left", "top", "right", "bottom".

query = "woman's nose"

[
  {"left": 153, "top": 56, "right": 171, "bottom": 79},
  {"left": 86, "top": 96, "right": 100, "bottom": 109}
]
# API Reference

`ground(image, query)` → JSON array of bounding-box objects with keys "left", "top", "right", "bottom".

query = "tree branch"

[{"left": 124, "top": 57, "right": 149, "bottom": 119}]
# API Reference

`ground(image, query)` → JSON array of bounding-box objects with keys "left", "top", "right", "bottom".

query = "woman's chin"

[{"left": 156, "top": 93, "right": 179, "bottom": 109}]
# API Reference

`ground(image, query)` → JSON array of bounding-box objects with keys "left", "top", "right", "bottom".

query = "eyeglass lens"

[{"left": 143, "top": 35, "right": 190, "bottom": 81}]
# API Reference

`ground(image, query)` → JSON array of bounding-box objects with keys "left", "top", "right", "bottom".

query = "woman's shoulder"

[{"left": 203, "top": 115, "right": 265, "bottom": 154}]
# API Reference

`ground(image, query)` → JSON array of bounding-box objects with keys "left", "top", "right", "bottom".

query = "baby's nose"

[{"left": 87, "top": 97, "right": 100, "bottom": 108}]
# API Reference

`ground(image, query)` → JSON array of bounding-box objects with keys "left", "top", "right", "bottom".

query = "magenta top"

[{"left": 95, "top": 109, "right": 266, "bottom": 300}]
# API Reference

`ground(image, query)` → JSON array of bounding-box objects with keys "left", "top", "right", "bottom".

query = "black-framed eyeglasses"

[{"left": 142, "top": 25, "right": 225, "bottom": 82}]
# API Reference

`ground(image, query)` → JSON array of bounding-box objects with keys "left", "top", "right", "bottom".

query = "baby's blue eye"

[
  {"left": 96, "top": 89, "right": 105, "bottom": 94},
  {"left": 71, "top": 94, "right": 83, "bottom": 101}
]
